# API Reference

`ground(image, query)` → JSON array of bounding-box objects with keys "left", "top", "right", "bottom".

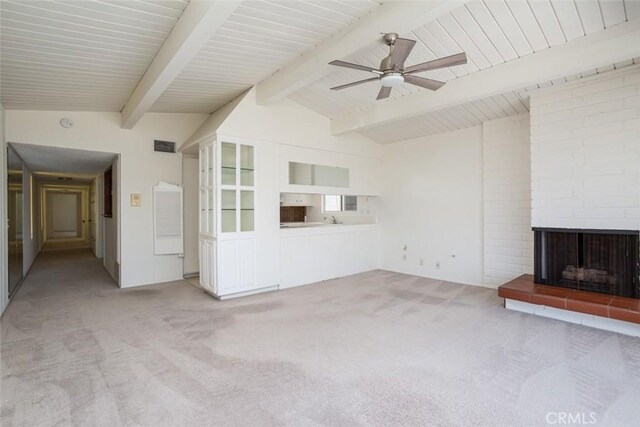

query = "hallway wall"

[
  {"left": 182, "top": 155, "right": 199, "bottom": 276},
  {"left": 1, "top": 104, "right": 7, "bottom": 315},
  {"left": 22, "top": 166, "right": 39, "bottom": 276},
  {"left": 103, "top": 159, "right": 118, "bottom": 283},
  {"left": 90, "top": 176, "right": 103, "bottom": 259}
]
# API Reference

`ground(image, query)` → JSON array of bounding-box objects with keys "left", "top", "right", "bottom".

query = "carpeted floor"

[{"left": 1, "top": 249, "right": 639, "bottom": 426}]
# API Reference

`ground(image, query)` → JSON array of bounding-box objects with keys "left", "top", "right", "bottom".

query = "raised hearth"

[{"left": 499, "top": 275, "right": 640, "bottom": 324}]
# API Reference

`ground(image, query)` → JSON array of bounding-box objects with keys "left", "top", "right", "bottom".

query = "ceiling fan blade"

[
  {"left": 404, "top": 75, "right": 445, "bottom": 91},
  {"left": 389, "top": 38, "right": 416, "bottom": 69},
  {"left": 330, "top": 76, "right": 379, "bottom": 91},
  {"left": 376, "top": 86, "right": 392, "bottom": 100},
  {"left": 329, "top": 60, "right": 382, "bottom": 74},
  {"left": 404, "top": 52, "right": 467, "bottom": 74}
]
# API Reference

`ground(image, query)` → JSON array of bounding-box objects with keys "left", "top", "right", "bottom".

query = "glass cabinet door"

[
  {"left": 199, "top": 142, "right": 215, "bottom": 236},
  {"left": 221, "top": 142, "right": 236, "bottom": 186},
  {"left": 219, "top": 142, "right": 255, "bottom": 233}
]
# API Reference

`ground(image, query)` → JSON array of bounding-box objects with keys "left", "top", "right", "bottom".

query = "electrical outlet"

[
  {"left": 419, "top": 258, "right": 424, "bottom": 266},
  {"left": 435, "top": 262, "right": 440, "bottom": 269},
  {"left": 403, "top": 254, "right": 407, "bottom": 261}
]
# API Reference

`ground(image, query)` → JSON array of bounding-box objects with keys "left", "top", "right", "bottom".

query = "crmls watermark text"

[{"left": 546, "top": 412, "right": 597, "bottom": 425}]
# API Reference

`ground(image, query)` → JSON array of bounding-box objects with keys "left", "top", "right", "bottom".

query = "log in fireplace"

[{"left": 534, "top": 228, "right": 639, "bottom": 299}]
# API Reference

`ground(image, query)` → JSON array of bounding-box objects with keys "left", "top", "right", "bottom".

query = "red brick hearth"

[{"left": 498, "top": 275, "right": 640, "bottom": 324}]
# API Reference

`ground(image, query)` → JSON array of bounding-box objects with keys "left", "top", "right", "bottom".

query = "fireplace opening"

[{"left": 534, "top": 228, "right": 639, "bottom": 298}]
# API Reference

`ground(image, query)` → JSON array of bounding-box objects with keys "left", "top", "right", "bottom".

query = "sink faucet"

[{"left": 330, "top": 215, "right": 338, "bottom": 224}]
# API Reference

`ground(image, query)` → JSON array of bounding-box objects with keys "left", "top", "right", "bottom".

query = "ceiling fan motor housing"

[
  {"left": 382, "top": 32, "right": 399, "bottom": 46},
  {"left": 380, "top": 73, "right": 404, "bottom": 88}
]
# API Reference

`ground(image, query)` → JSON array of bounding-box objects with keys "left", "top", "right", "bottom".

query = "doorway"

[
  {"left": 4, "top": 143, "right": 119, "bottom": 304},
  {"left": 41, "top": 185, "right": 91, "bottom": 251}
]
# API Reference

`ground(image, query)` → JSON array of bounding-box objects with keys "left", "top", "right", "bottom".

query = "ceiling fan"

[{"left": 329, "top": 32, "right": 467, "bottom": 100}]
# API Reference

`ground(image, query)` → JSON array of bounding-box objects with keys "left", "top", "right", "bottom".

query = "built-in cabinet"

[
  {"left": 281, "top": 193, "right": 314, "bottom": 207},
  {"left": 280, "top": 145, "right": 380, "bottom": 196},
  {"left": 198, "top": 142, "right": 215, "bottom": 292},
  {"left": 198, "top": 135, "right": 278, "bottom": 298},
  {"left": 195, "top": 133, "right": 381, "bottom": 299}
]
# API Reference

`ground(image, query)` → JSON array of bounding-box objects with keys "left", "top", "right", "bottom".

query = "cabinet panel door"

[
  {"left": 240, "top": 239, "right": 256, "bottom": 287},
  {"left": 199, "top": 239, "right": 209, "bottom": 290},
  {"left": 219, "top": 240, "right": 240, "bottom": 293},
  {"left": 208, "top": 240, "right": 217, "bottom": 293}
]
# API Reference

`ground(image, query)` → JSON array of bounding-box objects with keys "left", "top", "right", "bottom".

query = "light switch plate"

[{"left": 130, "top": 193, "right": 142, "bottom": 207}]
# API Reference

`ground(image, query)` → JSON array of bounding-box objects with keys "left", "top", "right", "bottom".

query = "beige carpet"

[
  {"left": 41, "top": 238, "right": 91, "bottom": 252},
  {"left": 1, "top": 249, "right": 639, "bottom": 426}
]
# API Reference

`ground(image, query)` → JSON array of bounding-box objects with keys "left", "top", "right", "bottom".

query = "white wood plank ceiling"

[
  {"left": 0, "top": 0, "right": 190, "bottom": 111},
  {"left": 150, "top": 0, "right": 383, "bottom": 113},
  {"left": 357, "top": 58, "right": 639, "bottom": 144},
  {"left": 288, "top": 0, "right": 637, "bottom": 126},
  {"left": 1, "top": 0, "right": 637, "bottom": 145}
]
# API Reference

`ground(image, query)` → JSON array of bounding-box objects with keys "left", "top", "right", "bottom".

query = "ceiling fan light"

[{"left": 380, "top": 73, "right": 404, "bottom": 88}]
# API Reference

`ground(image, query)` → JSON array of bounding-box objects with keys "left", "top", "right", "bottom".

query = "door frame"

[{"left": 42, "top": 185, "right": 90, "bottom": 245}]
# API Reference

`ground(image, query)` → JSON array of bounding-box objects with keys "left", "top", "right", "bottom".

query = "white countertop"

[{"left": 280, "top": 222, "right": 378, "bottom": 235}]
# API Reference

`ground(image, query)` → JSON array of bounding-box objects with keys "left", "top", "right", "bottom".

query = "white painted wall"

[
  {"left": 89, "top": 177, "right": 103, "bottom": 258},
  {"left": 185, "top": 88, "right": 381, "bottom": 159},
  {"left": 103, "top": 158, "right": 119, "bottom": 283},
  {"left": 379, "top": 127, "right": 484, "bottom": 286},
  {"left": 530, "top": 65, "right": 640, "bottom": 230},
  {"left": 182, "top": 155, "right": 199, "bottom": 275},
  {"left": 0, "top": 104, "right": 7, "bottom": 315},
  {"left": 483, "top": 114, "right": 533, "bottom": 287},
  {"left": 5, "top": 111, "right": 208, "bottom": 287}
]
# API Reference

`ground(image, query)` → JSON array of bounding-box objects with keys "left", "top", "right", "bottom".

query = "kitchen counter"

[
  {"left": 280, "top": 222, "right": 376, "bottom": 229},
  {"left": 279, "top": 222, "right": 323, "bottom": 228},
  {"left": 280, "top": 222, "right": 377, "bottom": 235},
  {"left": 279, "top": 223, "right": 380, "bottom": 289}
]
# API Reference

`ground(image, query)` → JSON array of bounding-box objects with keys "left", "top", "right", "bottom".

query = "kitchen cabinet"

[
  {"left": 281, "top": 193, "right": 313, "bottom": 206},
  {"left": 280, "top": 225, "right": 380, "bottom": 289},
  {"left": 280, "top": 145, "right": 381, "bottom": 196}
]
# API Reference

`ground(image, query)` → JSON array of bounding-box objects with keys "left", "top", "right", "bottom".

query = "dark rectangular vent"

[{"left": 154, "top": 140, "right": 176, "bottom": 153}]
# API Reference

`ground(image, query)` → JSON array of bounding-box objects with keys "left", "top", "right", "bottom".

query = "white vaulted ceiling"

[
  {"left": 150, "top": 0, "right": 382, "bottom": 113},
  {"left": 0, "top": 0, "right": 190, "bottom": 111},
  {"left": 358, "top": 58, "right": 640, "bottom": 144},
  {"left": 1, "top": 0, "right": 638, "bottom": 145},
  {"left": 289, "top": 0, "right": 637, "bottom": 122}
]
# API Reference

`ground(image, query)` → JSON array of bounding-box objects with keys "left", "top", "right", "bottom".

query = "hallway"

[{"left": 0, "top": 248, "right": 210, "bottom": 425}]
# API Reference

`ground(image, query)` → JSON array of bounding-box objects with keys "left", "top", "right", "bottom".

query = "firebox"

[{"left": 534, "top": 228, "right": 640, "bottom": 298}]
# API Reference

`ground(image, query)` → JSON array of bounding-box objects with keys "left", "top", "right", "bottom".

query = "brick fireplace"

[{"left": 496, "top": 66, "right": 640, "bottom": 335}]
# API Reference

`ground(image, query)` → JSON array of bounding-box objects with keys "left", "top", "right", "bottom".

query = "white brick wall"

[
  {"left": 483, "top": 114, "right": 533, "bottom": 287},
  {"left": 530, "top": 65, "right": 640, "bottom": 231}
]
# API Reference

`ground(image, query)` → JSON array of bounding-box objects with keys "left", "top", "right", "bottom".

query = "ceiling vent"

[{"left": 154, "top": 140, "right": 176, "bottom": 153}]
